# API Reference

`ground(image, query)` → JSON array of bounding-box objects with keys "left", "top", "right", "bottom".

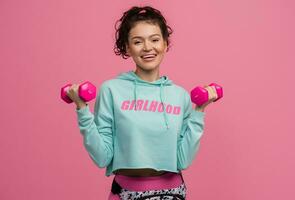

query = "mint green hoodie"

[{"left": 76, "top": 70, "right": 205, "bottom": 177}]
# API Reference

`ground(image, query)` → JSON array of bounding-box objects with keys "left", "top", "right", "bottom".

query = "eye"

[
  {"left": 134, "top": 41, "right": 141, "bottom": 44},
  {"left": 152, "top": 39, "right": 160, "bottom": 42}
]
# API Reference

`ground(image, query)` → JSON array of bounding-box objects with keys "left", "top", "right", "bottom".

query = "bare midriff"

[{"left": 114, "top": 168, "right": 167, "bottom": 177}]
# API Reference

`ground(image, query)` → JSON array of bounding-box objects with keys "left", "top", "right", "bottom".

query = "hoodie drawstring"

[
  {"left": 133, "top": 80, "right": 169, "bottom": 130},
  {"left": 160, "top": 82, "right": 169, "bottom": 130},
  {"left": 134, "top": 79, "right": 137, "bottom": 110}
]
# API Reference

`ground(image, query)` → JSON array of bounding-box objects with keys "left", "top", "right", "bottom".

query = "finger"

[
  {"left": 207, "top": 87, "right": 215, "bottom": 101},
  {"left": 205, "top": 86, "right": 216, "bottom": 101},
  {"left": 70, "top": 84, "right": 78, "bottom": 91},
  {"left": 210, "top": 86, "right": 218, "bottom": 101},
  {"left": 74, "top": 84, "right": 80, "bottom": 92}
]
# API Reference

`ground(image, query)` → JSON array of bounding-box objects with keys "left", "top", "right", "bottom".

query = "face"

[{"left": 126, "top": 21, "right": 168, "bottom": 72}]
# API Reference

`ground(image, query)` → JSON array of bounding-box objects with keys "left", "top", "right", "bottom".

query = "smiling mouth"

[{"left": 141, "top": 54, "right": 157, "bottom": 61}]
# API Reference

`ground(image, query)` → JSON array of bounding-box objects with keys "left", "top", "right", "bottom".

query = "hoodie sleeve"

[
  {"left": 177, "top": 90, "right": 205, "bottom": 170},
  {"left": 75, "top": 82, "right": 114, "bottom": 168}
]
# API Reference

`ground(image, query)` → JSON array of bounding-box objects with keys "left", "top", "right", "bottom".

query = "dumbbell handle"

[{"left": 190, "top": 83, "right": 223, "bottom": 107}]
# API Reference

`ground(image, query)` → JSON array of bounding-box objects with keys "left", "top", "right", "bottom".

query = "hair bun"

[{"left": 138, "top": 9, "right": 147, "bottom": 14}]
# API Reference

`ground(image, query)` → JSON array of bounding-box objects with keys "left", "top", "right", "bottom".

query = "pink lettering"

[
  {"left": 158, "top": 102, "right": 164, "bottom": 112},
  {"left": 121, "top": 100, "right": 130, "bottom": 110},
  {"left": 149, "top": 101, "right": 158, "bottom": 112},
  {"left": 166, "top": 104, "right": 172, "bottom": 113},
  {"left": 136, "top": 100, "right": 144, "bottom": 111},
  {"left": 173, "top": 106, "right": 181, "bottom": 115},
  {"left": 129, "top": 100, "right": 136, "bottom": 110},
  {"left": 143, "top": 100, "right": 149, "bottom": 111},
  {"left": 120, "top": 99, "right": 181, "bottom": 115}
]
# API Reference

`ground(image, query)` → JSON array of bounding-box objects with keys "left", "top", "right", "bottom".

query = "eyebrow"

[{"left": 131, "top": 34, "right": 161, "bottom": 40}]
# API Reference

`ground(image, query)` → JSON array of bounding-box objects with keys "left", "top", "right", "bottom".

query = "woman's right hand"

[{"left": 66, "top": 84, "right": 87, "bottom": 109}]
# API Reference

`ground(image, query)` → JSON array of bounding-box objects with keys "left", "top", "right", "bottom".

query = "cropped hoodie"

[{"left": 76, "top": 70, "right": 205, "bottom": 177}]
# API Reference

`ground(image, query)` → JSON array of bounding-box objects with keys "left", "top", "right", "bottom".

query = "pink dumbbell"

[
  {"left": 60, "top": 81, "right": 96, "bottom": 104},
  {"left": 190, "top": 83, "right": 223, "bottom": 107}
]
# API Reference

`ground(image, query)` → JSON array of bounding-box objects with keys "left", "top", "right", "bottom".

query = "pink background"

[{"left": 1, "top": 0, "right": 294, "bottom": 199}]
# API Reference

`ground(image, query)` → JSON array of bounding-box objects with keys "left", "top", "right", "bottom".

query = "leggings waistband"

[{"left": 113, "top": 171, "right": 184, "bottom": 191}]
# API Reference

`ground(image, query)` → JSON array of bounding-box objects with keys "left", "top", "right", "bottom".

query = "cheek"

[
  {"left": 157, "top": 47, "right": 166, "bottom": 54},
  {"left": 157, "top": 43, "right": 167, "bottom": 52},
  {"left": 131, "top": 47, "right": 142, "bottom": 55}
]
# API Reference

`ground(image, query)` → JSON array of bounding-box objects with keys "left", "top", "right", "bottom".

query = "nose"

[{"left": 143, "top": 41, "right": 152, "bottom": 51}]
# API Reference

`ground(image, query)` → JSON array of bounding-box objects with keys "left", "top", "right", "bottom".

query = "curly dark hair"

[{"left": 114, "top": 6, "right": 173, "bottom": 59}]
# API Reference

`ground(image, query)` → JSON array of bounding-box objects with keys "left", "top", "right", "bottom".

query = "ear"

[
  {"left": 125, "top": 43, "right": 130, "bottom": 56},
  {"left": 164, "top": 40, "right": 168, "bottom": 52}
]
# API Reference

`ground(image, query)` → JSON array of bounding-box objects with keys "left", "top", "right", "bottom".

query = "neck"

[{"left": 134, "top": 67, "right": 160, "bottom": 82}]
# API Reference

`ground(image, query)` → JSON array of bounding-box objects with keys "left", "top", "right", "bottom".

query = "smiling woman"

[
  {"left": 114, "top": 6, "right": 173, "bottom": 83},
  {"left": 126, "top": 22, "right": 167, "bottom": 72},
  {"left": 114, "top": 7, "right": 173, "bottom": 59},
  {"left": 114, "top": 6, "right": 173, "bottom": 81},
  {"left": 73, "top": 5, "right": 207, "bottom": 200},
  {"left": 103, "top": 6, "right": 192, "bottom": 199}
]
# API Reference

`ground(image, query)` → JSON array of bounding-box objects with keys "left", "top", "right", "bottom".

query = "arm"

[
  {"left": 177, "top": 91, "right": 205, "bottom": 170},
  {"left": 195, "top": 106, "right": 205, "bottom": 112},
  {"left": 76, "top": 83, "right": 114, "bottom": 168}
]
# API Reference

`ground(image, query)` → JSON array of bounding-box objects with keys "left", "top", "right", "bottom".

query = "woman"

[{"left": 67, "top": 5, "right": 217, "bottom": 200}]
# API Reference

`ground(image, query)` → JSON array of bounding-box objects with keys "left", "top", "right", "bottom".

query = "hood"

[{"left": 117, "top": 70, "right": 173, "bottom": 130}]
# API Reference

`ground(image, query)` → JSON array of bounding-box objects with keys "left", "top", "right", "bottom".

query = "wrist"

[
  {"left": 195, "top": 106, "right": 205, "bottom": 112},
  {"left": 76, "top": 102, "right": 87, "bottom": 110}
]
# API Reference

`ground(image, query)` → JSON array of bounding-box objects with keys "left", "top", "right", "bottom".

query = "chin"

[{"left": 138, "top": 64, "right": 159, "bottom": 71}]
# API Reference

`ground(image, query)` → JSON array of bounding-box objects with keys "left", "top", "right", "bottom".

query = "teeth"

[{"left": 142, "top": 54, "right": 156, "bottom": 58}]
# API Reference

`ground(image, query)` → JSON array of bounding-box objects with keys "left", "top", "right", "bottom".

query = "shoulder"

[
  {"left": 169, "top": 83, "right": 191, "bottom": 108},
  {"left": 170, "top": 83, "right": 190, "bottom": 97},
  {"left": 99, "top": 78, "right": 120, "bottom": 90}
]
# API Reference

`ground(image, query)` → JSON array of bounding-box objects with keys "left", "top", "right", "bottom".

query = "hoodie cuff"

[
  {"left": 75, "top": 104, "right": 91, "bottom": 117},
  {"left": 191, "top": 109, "right": 205, "bottom": 119}
]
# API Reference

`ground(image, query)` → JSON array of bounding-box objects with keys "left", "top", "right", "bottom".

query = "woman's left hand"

[{"left": 195, "top": 85, "right": 218, "bottom": 112}]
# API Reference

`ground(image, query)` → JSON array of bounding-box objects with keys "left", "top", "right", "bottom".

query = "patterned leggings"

[
  {"left": 108, "top": 172, "right": 187, "bottom": 200},
  {"left": 118, "top": 182, "right": 186, "bottom": 199}
]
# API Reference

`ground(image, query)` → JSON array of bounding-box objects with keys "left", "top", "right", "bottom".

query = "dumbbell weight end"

[{"left": 61, "top": 83, "right": 74, "bottom": 104}]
